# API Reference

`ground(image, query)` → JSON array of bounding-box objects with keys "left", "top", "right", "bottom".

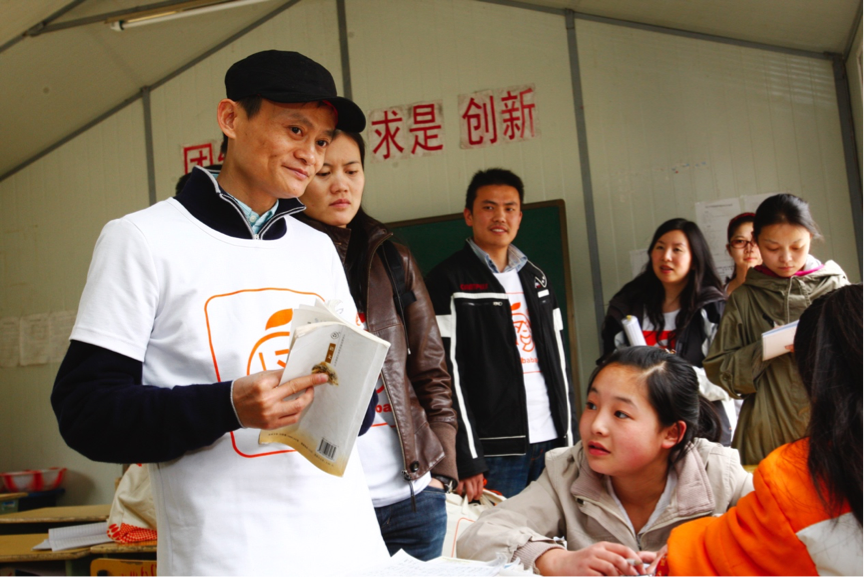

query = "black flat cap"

[{"left": 226, "top": 50, "right": 365, "bottom": 132}]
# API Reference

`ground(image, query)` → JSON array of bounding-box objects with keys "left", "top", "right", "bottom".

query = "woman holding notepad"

[{"left": 704, "top": 194, "right": 848, "bottom": 465}]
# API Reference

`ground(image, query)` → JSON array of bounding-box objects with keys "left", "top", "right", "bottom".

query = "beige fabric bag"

[
  {"left": 106, "top": 464, "right": 157, "bottom": 543},
  {"left": 442, "top": 489, "right": 505, "bottom": 558}
]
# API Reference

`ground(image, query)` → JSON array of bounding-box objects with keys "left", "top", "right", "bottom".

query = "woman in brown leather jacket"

[{"left": 295, "top": 131, "right": 458, "bottom": 560}]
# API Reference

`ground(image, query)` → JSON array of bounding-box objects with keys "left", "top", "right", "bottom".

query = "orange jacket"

[{"left": 665, "top": 438, "right": 862, "bottom": 576}]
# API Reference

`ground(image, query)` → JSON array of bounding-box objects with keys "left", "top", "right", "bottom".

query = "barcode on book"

[{"left": 317, "top": 438, "right": 337, "bottom": 461}]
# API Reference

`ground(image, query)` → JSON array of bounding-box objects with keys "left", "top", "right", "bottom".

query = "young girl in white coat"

[{"left": 457, "top": 347, "right": 752, "bottom": 576}]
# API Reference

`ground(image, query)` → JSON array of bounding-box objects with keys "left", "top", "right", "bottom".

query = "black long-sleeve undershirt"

[{"left": 53, "top": 340, "right": 376, "bottom": 464}]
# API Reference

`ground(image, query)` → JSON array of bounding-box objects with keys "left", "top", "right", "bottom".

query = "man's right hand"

[
  {"left": 232, "top": 370, "right": 328, "bottom": 430},
  {"left": 455, "top": 473, "right": 485, "bottom": 501}
]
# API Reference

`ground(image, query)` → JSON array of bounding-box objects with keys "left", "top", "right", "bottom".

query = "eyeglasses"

[{"left": 730, "top": 238, "right": 756, "bottom": 249}]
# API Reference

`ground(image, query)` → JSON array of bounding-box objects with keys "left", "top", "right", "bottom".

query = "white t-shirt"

[
  {"left": 494, "top": 270, "right": 558, "bottom": 444},
  {"left": 641, "top": 310, "right": 678, "bottom": 349},
  {"left": 356, "top": 320, "right": 430, "bottom": 508},
  {"left": 72, "top": 196, "right": 388, "bottom": 576}
]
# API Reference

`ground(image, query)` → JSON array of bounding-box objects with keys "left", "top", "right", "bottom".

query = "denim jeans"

[
  {"left": 484, "top": 438, "right": 563, "bottom": 498},
  {"left": 374, "top": 485, "right": 447, "bottom": 560}
]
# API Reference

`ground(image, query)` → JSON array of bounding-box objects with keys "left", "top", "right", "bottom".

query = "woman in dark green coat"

[{"left": 704, "top": 194, "right": 848, "bottom": 465}]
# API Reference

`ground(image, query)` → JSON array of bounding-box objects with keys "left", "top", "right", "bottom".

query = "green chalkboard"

[{"left": 387, "top": 199, "right": 581, "bottom": 401}]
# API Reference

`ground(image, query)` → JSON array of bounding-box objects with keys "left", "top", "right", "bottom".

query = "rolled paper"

[{"left": 622, "top": 315, "right": 647, "bottom": 347}]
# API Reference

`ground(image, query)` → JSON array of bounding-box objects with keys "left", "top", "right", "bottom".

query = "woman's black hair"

[
  {"left": 634, "top": 218, "right": 724, "bottom": 343},
  {"left": 336, "top": 131, "right": 376, "bottom": 309},
  {"left": 589, "top": 347, "right": 721, "bottom": 466},
  {"left": 794, "top": 283, "right": 862, "bottom": 526},
  {"left": 753, "top": 193, "right": 821, "bottom": 242}
]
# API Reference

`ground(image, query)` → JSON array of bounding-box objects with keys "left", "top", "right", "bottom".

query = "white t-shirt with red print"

[
  {"left": 71, "top": 198, "right": 387, "bottom": 576},
  {"left": 642, "top": 310, "right": 679, "bottom": 350},
  {"left": 356, "top": 319, "right": 431, "bottom": 508},
  {"left": 494, "top": 270, "right": 558, "bottom": 444}
]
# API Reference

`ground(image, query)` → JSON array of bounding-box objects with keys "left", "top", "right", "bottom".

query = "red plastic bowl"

[{"left": 0, "top": 468, "right": 66, "bottom": 493}]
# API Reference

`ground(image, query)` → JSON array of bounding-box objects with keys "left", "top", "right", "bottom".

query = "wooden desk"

[
  {"left": 91, "top": 540, "right": 157, "bottom": 555},
  {"left": 0, "top": 504, "right": 110, "bottom": 535},
  {"left": 0, "top": 493, "right": 27, "bottom": 515},
  {"left": 0, "top": 532, "right": 92, "bottom": 575}
]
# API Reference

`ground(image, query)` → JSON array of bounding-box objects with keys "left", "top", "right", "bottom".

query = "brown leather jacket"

[{"left": 294, "top": 212, "right": 458, "bottom": 483}]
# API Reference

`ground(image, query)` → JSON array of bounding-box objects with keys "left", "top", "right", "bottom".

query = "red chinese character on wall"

[
  {"left": 183, "top": 143, "right": 214, "bottom": 174},
  {"left": 459, "top": 90, "right": 497, "bottom": 149},
  {"left": 499, "top": 85, "right": 537, "bottom": 141},
  {"left": 408, "top": 102, "right": 444, "bottom": 156},
  {"left": 369, "top": 108, "right": 406, "bottom": 162}
]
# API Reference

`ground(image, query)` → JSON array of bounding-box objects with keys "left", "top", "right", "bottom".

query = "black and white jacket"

[{"left": 425, "top": 243, "right": 574, "bottom": 479}]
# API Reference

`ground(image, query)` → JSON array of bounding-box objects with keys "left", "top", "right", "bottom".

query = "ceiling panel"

[
  {"left": 0, "top": 0, "right": 76, "bottom": 47},
  {"left": 519, "top": 0, "right": 860, "bottom": 54},
  {"left": 1, "top": 0, "right": 860, "bottom": 179},
  {"left": 0, "top": 0, "right": 286, "bottom": 177}
]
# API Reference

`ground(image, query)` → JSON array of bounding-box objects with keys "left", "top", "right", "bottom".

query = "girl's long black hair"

[
  {"left": 589, "top": 346, "right": 721, "bottom": 466},
  {"left": 794, "top": 283, "right": 862, "bottom": 526},
  {"left": 634, "top": 219, "right": 724, "bottom": 343}
]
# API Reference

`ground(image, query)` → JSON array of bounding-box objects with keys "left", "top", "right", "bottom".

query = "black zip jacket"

[
  {"left": 424, "top": 243, "right": 575, "bottom": 478},
  {"left": 52, "top": 167, "right": 375, "bottom": 464}
]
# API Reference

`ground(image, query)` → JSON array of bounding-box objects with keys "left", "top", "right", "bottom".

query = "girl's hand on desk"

[
  {"left": 232, "top": 370, "right": 328, "bottom": 429},
  {"left": 535, "top": 542, "right": 652, "bottom": 576}
]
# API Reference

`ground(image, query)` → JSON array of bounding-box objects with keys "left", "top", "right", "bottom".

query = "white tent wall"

[
  {"left": 847, "top": 19, "right": 863, "bottom": 172},
  {"left": 344, "top": 0, "right": 594, "bottom": 386},
  {"left": 577, "top": 19, "right": 861, "bottom": 309},
  {"left": 150, "top": 0, "right": 344, "bottom": 201},
  {"left": 0, "top": 101, "right": 147, "bottom": 505},
  {"left": 1, "top": 0, "right": 861, "bottom": 505}
]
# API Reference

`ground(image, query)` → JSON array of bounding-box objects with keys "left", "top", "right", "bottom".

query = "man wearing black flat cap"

[{"left": 52, "top": 50, "right": 389, "bottom": 575}]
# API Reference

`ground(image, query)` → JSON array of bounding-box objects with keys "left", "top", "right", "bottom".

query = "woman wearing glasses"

[{"left": 724, "top": 213, "right": 762, "bottom": 296}]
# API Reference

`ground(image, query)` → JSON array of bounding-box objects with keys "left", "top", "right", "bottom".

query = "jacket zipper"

[
  {"left": 217, "top": 194, "right": 259, "bottom": 239},
  {"left": 216, "top": 194, "right": 304, "bottom": 240},
  {"left": 365, "top": 233, "right": 417, "bottom": 495}
]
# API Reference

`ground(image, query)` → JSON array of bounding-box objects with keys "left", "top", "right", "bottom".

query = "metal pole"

[
  {"left": 565, "top": 10, "right": 606, "bottom": 342},
  {"left": 142, "top": 87, "right": 158, "bottom": 206},
  {"left": 832, "top": 55, "right": 863, "bottom": 275},
  {"left": 336, "top": 0, "right": 353, "bottom": 100}
]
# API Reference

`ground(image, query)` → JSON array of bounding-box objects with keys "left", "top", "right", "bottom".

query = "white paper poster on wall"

[
  {"left": 20, "top": 313, "right": 50, "bottom": 366},
  {"left": 694, "top": 192, "right": 784, "bottom": 283},
  {"left": 459, "top": 84, "right": 539, "bottom": 149},
  {"left": 0, "top": 317, "right": 20, "bottom": 368},
  {"left": 742, "top": 192, "right": 775, "bottom": 213},
  {"left": 49, "top": 311, "right": 77, "bottom": 364},
  {"left": 695, "top": 198, "right": 742, "bottom": 282},
  {"left": 367, "top": 101, "right": 445, "bottom": 163}
]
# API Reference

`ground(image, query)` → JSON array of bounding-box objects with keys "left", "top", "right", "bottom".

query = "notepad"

[
  {"left": 762, "top": 320, "right": 799, "bottom": 361},
  {"left": 32, "top": 521, "right": 111, "bottom": 551}
]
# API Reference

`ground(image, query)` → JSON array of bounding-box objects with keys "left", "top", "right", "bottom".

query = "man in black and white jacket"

[{"left": 425, "top": 168, "right": 575, "bottom": 500}]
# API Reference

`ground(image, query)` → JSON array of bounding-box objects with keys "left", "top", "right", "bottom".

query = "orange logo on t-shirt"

[
  {"left": 246, "top": 309, "right": 293, "bottom": 375},
  {"left": 203, "top": 287, "right": 325, "bottom": 459},
  {"left": 511, "top": 302, "right": 535, "bottom": 353}
]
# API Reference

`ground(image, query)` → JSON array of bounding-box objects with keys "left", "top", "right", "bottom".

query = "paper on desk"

[
  {"left": 33, "top": 521, "right": 112, "bottom": 551},
  {"left": 762, "top": 320, "right": 799, "bottom": 361},
  {"left": 345, "top": 550, "right": 526, "bottom": 577}
]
